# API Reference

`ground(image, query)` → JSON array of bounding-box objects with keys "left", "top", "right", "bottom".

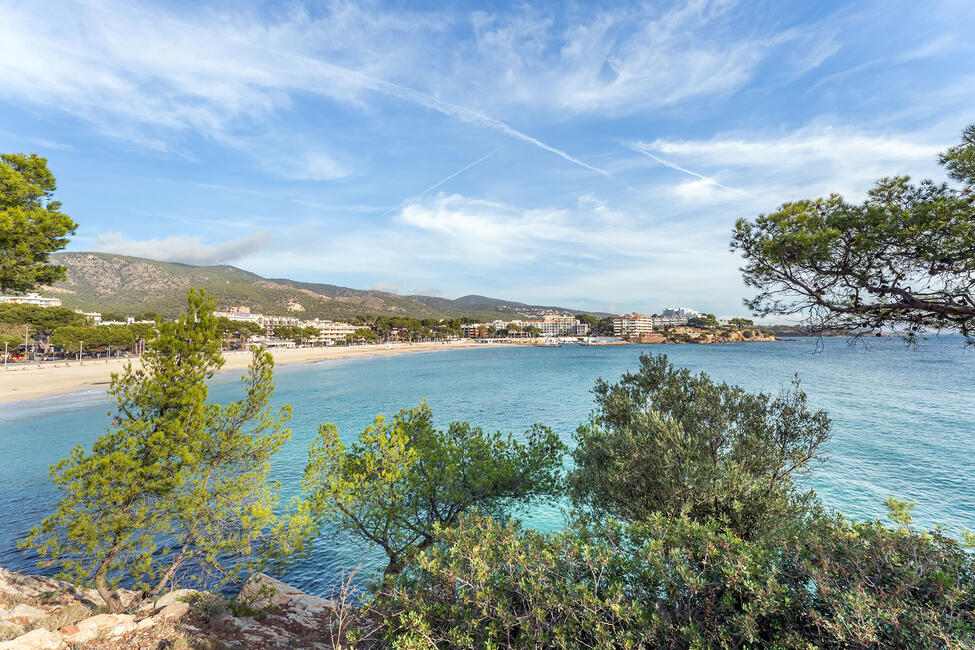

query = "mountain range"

[{"left": 45, "top": 253, "right": 611, "bottom": 321}]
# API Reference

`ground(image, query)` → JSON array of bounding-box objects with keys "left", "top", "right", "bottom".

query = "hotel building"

[{"left": 0, "top": 292, "right": 62, "bottom": 308}]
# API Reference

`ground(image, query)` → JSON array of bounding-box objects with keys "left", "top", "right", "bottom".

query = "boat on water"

[{"left": 539, "top": 338, "right": 561, "bottom": 347}]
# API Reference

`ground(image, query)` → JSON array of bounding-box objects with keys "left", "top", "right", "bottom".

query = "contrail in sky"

[
  {"left": 629, "top": 144, "right": 746, "bottom": 195},
  {"left": 113, "top": 2, "right": 609, "bottom": 177},
  {"left": 415, "top": 149, "right": 498, "bottom": 198},
  {"left": 379, "top": 149, "right": 498, "bottom": 218}
]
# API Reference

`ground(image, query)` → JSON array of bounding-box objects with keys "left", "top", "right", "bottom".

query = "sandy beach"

[{"left": 0, "top": 341, "right": 519, "bottom": 405}]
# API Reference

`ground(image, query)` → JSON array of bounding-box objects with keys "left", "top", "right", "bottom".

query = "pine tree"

[{"left": 23, "top": 290, "right": 297, "bottom": 611}]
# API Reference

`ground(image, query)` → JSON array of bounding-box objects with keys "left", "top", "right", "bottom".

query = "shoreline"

[
  {"left": 0, "top": 335, "right": 802, "bottom": 406},
  {"left": 0, "top": 341, "right": 521, "bottom": 406}
]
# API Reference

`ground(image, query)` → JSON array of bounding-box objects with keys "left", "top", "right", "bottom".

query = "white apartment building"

[
  {"left": 264, "top": 315, "right": 300, "bottom": 329},
  {"left": 75, "top": 310, "right": 103, "bottom": 324},
  {"left": 214, "top": 307, "right": 299, "bottom": 331},
  {"left": 613, "top": 313, "right": 656, "bottom": 337},
  {"left": 653, "top": 314, "right": 689, "bottom": 327},
  {"left": 462, "top": 314, "right": 590, "bottom": 337},
  {"left": 662, "top": 307, "right": 702, "bottom": 319},
  {"left": 215, "top": 306, "right": 264, "bottom": 326},
  {"left": 534, "top": 314, "right": 590, "bottom": 336},
  {"left": 613, "top": 308, "right": 701, "bottom": 336},
  {"left": 0, "top": 292, "right": 62, "bottom": 307},
  {"left": 302, "top": 319, "right": 357, "bottom": 343}
]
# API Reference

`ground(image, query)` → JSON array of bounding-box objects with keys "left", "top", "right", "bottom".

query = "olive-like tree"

[
  {"left": 0, "top": 153, "right": 77, "bottom": 293},
  {"left": 24, "top": 290, "right": 296, "bottom": 611},
  {"left": 731, "top": 124, "right": 975, "bottom": 343},
  {"left": 303, "top": 402, "right": 566, "bottom": 576},
  {"left": 568, "top": 354, "right": 830, "bottom": 538}
]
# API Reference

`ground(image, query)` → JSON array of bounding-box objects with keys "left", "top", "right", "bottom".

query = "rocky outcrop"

[
  {"left": 223, "top": 573, "right": 344, "bottom": 648},
  {"left": 0, "top": 567, "right": 352, "bottom": 649},
  {"left": 653, "top": 327, "right": 777, "bottom": 344},
  {"left": 0, "top": 567, "right": 199, "bottom": 649}
]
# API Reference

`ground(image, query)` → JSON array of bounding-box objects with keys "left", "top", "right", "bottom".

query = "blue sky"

[{"left": 1, "top": 0, "right": 972, "bottom": 315}]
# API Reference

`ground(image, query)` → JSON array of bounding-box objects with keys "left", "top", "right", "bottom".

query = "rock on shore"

[{"left": 0, "top": 567, "right": 349, "bottom": 649}]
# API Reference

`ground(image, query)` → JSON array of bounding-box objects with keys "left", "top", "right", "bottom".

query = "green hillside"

[{"left": 46, "top": 252, "right": 607, "bottom": 321}]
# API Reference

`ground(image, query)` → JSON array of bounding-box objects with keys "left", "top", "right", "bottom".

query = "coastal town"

[{"left": 0, "top": 291, "right": 776, "bottom": 365}]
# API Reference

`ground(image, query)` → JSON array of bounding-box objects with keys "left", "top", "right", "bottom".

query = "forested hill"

[{"left": 45, "top": 252, "right": 607, "bottom": 321}]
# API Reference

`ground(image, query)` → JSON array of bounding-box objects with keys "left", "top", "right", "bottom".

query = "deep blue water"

[{"left": 1, "top": 337, "right": 973, "bottom": 596}]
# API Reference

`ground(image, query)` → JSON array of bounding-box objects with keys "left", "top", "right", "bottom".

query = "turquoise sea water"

[{"left": 1, "top": 337, "right": 973, "bottom": 596}]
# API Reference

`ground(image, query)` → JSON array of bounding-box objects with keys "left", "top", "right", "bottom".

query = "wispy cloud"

[
  {"left": 456, "top": 0, "right": 840, "bottom": 116},
  {"left": 273, "top": 151, "right": 350, "bottom": 181},
  {"left": 369, "top": 83, "right": 608, "bottom": 176},
  {"left": 369, "top": 281, "right": 400, "bottom": 294},
  {"left": 96, "top": 231, "right": 269, "bottom": 265},
  {"left": 630, "top": 124, "right": 949, "bottom": 209},
  {"left": 809, "top": 34, "right": 957, "bottom": 92},
  {"left": 243, "top": 190, "right": 743, "bottom": 311},
  {"left": 0, "top": 0, "right": 606, "bottom": 176},
  {"left": 416, "top": 150, "right": 498, "bottom": 198},
  {"left": 0, "top": 130, "right": 74, "bottom": 151}
]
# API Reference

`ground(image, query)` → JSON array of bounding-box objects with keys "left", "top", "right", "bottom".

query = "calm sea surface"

[{"left": 1, "top": 337, "right": 973, "bottom": 595}]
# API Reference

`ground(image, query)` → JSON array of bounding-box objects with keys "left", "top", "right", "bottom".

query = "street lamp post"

[{"left": 79, "top": 340, "right": 84, "bottom": 365}]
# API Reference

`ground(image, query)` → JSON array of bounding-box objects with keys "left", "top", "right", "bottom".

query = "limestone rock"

[
  {"left": 0, "top": 622, "right": 23, "bottom": 639},
  {"left": 156, "top": 601, "right": 190, "bottom": 621},
  {"left": 233, "top": 573, "right": 341, "bottom": 648},
  {"left": 135, "top": 599, "right": 192, "bottom": 632},
  {"left": 1, "top": 566, "right": 348, "bottom": 649},
  {"left": 238, "top": 573, "right": 336, "bottom": 616},
  {"left": 62, "top": 613, "right": 136, "bottom": 643},
  {"left": 0, "top": 569, "right": 66, "bottom": 602},
  {"left": 153, "top": 589, "right": 197, "bottom": 610},
  {"left": 0, "top": 628, "right": 65, "bottom": 650},
  {"left": 0, "top": 605, "right": 47, "bottom": 624}
]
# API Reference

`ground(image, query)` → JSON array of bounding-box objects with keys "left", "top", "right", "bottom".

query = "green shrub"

[
  {"left": 186, "top": 592, "right": 228, "bottom": 624},
  {"left": 568, "top": 353, "right": 830, "bottom": 539},
  {"left": 370, "top": 510, "right": 975, "bottom": 649}
]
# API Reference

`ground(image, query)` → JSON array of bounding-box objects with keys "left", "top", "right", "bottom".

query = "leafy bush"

[
  {"left": 366, "top": 356, "right": 972, "bottom": 648},
  {"left": 371, "top": 510, "right": 975, "bottom": 649},
  {"left": 187, "top": 592, "right": 228, "bottom": 624},
  {"left": 568, "top": 353, "right": 830, "bottom": 539}
]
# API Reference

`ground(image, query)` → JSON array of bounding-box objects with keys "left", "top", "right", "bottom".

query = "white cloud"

[
  {"left": 0, "top": 0, "right": 855, "bottom": 177},
  {"left": 369, "top": 281, "right": 400, "bottom": 294},
  {"left": 275, "top": 151, "right": 349, "bottom": 181},
  {"left": 0, "top": 0, "right": 605, "bottom": 176},
  {"left": 254, "top": 192, "right": 733, "bottom": 294},
  {"left": 96, "top": 231, "right": 269, "bottom": 266},
  {"left": 632, "top": 124, "right": 946, "bottom": 205},
  {"left": 645, "top": 128, "right": 939, "bottom": 168},
  {"left": 456, "top": 1, "right": 838, "bottom": 115}
]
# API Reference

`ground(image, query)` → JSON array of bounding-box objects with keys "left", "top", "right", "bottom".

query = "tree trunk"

[
  {"left": 383, "top": 557, "right": 404, "bottom": 578},
  {"left": 148, "top": 533, "right": 194, "bottom": 598},
  {"left": 94, "top": 548, "right": 124, "bottom": 613}
]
